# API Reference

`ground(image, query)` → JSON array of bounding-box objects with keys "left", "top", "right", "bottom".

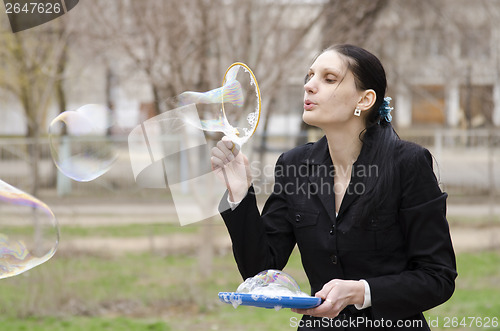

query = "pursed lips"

[{"left": 304, "top": 99, "right": 317, "bottom": 111}]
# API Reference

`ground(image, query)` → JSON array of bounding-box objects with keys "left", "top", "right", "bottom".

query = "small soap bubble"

[
  {"left": 230, "top": 294, "right": 243, "bottom": 309},
  {"left": 49, "top": 104, "right": 118, "bottom": 182},
  {"left": 0, "top": 180, "right": 59, "bottom": 279}
]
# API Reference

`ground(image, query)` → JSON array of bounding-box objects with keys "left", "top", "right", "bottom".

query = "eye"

[
  {"left": 304, "top": 73, "right": 312, "bottom": 84},
  {"left": 325, "top": 75, "right": 336, "bottom": 83}
]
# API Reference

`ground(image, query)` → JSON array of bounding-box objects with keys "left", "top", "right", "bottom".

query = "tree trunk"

[{"left": 28, "top": 123, "right": 41, "bottom": 197}]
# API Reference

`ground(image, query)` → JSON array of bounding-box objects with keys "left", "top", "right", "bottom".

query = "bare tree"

[
  {"left": 292, "top": 0, "right": 389, "bottom": 145},
  {"left": 82, "top": 1, "right": 326, "bottom": 135},
  {"left": 75, "top": 0, "right": 398, "bottom": 276},
  {"left": 76, "top": 0, "right": 329, "bottom": 276},
  {"left": 322, "top": 0, "right": 389, "bottom": 48},
  {"left": 0, "top": 17, "right": 72, "bottom": 196}
]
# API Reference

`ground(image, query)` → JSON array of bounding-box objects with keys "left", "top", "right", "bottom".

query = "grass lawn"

[
  {"left": 2, "top": 223, "right": 198, "bottom": 239},
  {"left": 0, "top": 317, "right": 171, "bottom": 331},
  {"left": 0, "top": 240, "right": 498, "bottom": 330},
  {"left": 424, "top": 251, "right": 500, "bottom": 330}
]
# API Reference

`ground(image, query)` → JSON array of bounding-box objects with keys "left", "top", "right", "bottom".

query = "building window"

[
  {"left": 412, "top": 85, "right": 445, "bottom": 126},
  {"left": 459, "top": 85, "right": 493, "bottom": 128}
]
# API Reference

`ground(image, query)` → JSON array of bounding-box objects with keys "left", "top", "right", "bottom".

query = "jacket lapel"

[
  {"left": 304, "top": 137, "right": 336, "bottom": 223},
  {"left": 337, "top": 142, "right": 369, "bottom": 220},
  {"left": 303, "top": 136, "right": 368, "bottom": 223},
  {"left": 336, "top": 166, "right": 362, "bottom": 220}
]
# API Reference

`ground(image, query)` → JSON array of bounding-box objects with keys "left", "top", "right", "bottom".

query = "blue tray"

[{"left": 218, "top": 292, "right": 322, "bottom": 309}]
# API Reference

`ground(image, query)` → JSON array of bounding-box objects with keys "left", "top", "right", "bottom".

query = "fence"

[
  {"left": 399, "top": 128, "right": 499, "bottom": 197},
  {"left": 0, "top": 136, "right": 137, "bottom": 197},
  {"left": 0, "top": 129, "right": 498, "bottom": 200}
]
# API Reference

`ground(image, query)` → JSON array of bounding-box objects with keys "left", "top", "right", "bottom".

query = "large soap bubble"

[
  {"left": 0, "top": 180, "right": 59, "bottom": 279},
  {"left": 49, "top": 104, "right": 118, "bottom": 182},
  {"left": 176, "top": 62, "right": 261, "bottom": 147},
  {"left": 128, "top": 62, "right": 261, "bottom": 225}
]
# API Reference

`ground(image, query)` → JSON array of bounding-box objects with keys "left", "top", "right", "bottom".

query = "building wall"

[
  {"left": 2, "top": 0, "right": 498, "bottom": 136},
  {"left": 371, "top": 0, "right": 500, "bottom": 128}
]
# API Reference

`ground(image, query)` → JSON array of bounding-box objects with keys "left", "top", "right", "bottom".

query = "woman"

[{"left": 211, "top": 44, "right": 457, "bottom": 330}]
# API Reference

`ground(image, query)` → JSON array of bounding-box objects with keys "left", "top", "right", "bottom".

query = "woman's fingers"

[
  {"left": 222, "top": 136, "right": 240, "bottom": 157},
  {"left": 292, "top": 280, "right": 357, "bottom": 319},
  {"left": 210, "top": 154, "right": 225, "bottom": 169},
  {"left": 212, "top": 145, "right": 229, "bottom": 162},
  {"left": 291, "top": 301, "right": 341, "bottom": 319},
  {"left": 215, "top": 139, "right": 235, "bottom": 161},
  {"left": 210, "top": 137, "right": 251, "bottom": 201},
  {"left": 213, "top": 136, "right": 242, "bottom": 166},
  {"left": 211, "top": 137, "right": 244, "bottom": 172}
]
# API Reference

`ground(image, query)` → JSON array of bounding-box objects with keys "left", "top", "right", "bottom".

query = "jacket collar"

[
  {"left": 303, "top": 135, "right": 368, "bottom": 222},
  {"left": 302, "top": 136, "right": 330, "bottom": 165}
]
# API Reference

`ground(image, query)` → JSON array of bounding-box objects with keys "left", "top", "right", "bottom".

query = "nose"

[{"left": 304, "top": 77, "right": 317, "bottom": 94}]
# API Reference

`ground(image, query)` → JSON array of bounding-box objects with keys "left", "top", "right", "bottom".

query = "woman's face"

[{"left": 303, "top": 50, "right": 363, "bottom": 129}]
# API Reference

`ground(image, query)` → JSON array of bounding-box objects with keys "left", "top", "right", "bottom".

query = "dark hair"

[{"left": 324, "top": 44, "right": 399, "bottom": 220}]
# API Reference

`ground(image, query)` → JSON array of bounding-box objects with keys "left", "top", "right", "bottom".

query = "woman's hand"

[
  {"left": 211, "top": 136, "right": 252, "bottom": 202},
  {"left": 292, "top": 279, "right": 365, "bottom": 319}
]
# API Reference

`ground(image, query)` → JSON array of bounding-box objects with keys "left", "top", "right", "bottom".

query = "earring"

[{"left": 354, "top": 107, "right": 361, "bottom": 117}]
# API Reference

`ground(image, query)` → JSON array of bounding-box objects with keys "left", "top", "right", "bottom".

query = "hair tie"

[{"left": 378, "top": 97, "right": 393, "bottom": 124}]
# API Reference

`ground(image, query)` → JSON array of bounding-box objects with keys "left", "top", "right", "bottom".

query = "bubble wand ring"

[
  {"left": 220, "top": 62, "right": 261, "bottom": 198},
  {"left": 221, "top": 62, "right": 262, "bottom": 142}
]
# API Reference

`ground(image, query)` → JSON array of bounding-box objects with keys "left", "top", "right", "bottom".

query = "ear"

[{"left": 357, "top": 89, "right": 376, "bottom": 112}]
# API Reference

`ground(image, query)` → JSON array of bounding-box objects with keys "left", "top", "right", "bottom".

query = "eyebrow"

[{"left": 308, "top": 67, "right": 342, "bottom": 76}]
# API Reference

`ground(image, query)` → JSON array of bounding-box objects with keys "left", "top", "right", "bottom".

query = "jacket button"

[
  {"left": 295, "top": 214, "right": 301, "bottom": 222},
  {"left": 329, "top": 225, "right": 335, "bottom": 235},
  {"left": 330, "top": 254, "right": 337, "bottom": 264}
]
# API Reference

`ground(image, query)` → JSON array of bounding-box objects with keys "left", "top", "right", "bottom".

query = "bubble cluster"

[
  {"left": 247, "top": 112, "right": 258, "bottom": 126},
  {"left": 49, "top": 104, "right": 118, "bottom": 182},
  {"left": 236, "top": 269, "right": 308, "bottom": 297},
  {"left": 0, "top": 180, "right": 59, "bottom": 279}
]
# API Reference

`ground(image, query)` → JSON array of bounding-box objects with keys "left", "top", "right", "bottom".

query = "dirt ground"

[
  {"left": 450, "top": 225, "right": 500, "bottom": 252},
  {"left": 52, "top": 200, "right": 500, "bottom": 255},
  {"left": 57, "top": 226, "right": 500, "bottom": 255}
]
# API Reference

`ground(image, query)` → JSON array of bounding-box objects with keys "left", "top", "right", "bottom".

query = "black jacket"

[{"left": 220, "top": 136, "right": 457, "bottom": 330}]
